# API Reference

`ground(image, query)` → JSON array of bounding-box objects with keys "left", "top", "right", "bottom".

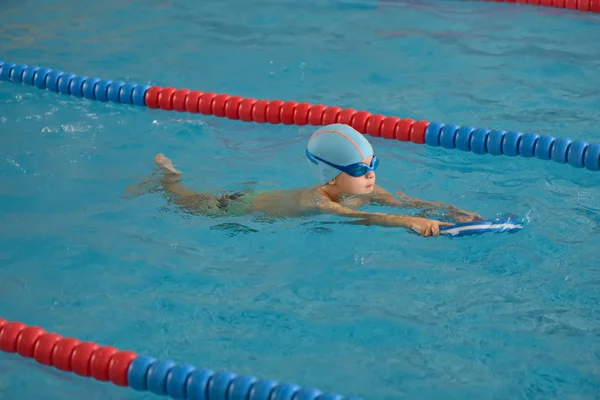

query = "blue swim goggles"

[{"left": 305, "top": 148, "right": 379, "bottom": 177}]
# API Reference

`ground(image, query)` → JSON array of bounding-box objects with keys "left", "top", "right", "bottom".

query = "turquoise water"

[{"left": 1, "top": 0, "right": 600, "bottom": 399}]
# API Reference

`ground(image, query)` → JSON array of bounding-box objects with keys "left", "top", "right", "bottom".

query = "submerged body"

[
  {"left": 140, "top": 151, "right": 481, "bottom": 236},
  {"left": 129, "top": 124, "right": 481, "bottom": 237},
  {"left": 148, "top": 154, "right": 372, "bottom": 218}
]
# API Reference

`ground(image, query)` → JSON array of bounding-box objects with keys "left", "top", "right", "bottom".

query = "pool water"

[{"left": 1, "top": 0, "right": 600, "bottom": 399}]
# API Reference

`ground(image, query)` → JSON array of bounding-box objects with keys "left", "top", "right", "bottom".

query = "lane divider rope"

[
  {"left": 0, "top": 60, "right": 598, "bottom": 171},
  {"left": 484, "top": 0, "right": 600, "bottom": 13},
  {"left": 0, "top": 318, "right": 361, "bottom": 400}
]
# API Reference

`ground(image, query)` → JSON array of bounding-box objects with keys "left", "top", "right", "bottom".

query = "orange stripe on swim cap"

[{"left": 308, "top": 129, "right": 369, "bottom": 159}]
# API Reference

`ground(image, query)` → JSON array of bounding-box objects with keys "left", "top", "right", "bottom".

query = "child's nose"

[{"left": 365, "top": 170, "right": 375, "bottom": 179}]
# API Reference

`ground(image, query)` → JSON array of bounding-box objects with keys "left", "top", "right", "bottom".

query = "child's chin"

[
  {"left": 348, "top": 186, "right": 373, "bottom": 195},
  {"left": 359, "top": 186, "right": 374, "bottom": 195}
]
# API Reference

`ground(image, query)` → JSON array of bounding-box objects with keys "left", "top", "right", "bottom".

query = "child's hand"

[
  {"left": 447, "top": 207, "right": 484, "bottom": 222},
  {"left": 404, "top": 217, "right": 452, "bottom": 237}
]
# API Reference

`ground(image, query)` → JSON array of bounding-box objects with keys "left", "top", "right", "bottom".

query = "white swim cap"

[{"left": 306, "top": 124, "right": 374, "bottom": 184}]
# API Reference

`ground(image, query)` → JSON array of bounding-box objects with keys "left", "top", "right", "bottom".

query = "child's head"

[{"left": 306, "top": 123, "right": 378, "bottom": 195}]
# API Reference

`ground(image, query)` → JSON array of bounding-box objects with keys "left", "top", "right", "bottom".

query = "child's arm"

[
  {"left": 372, "top": 185, "right": 483, "bottom": 222},
  {"left": 318, "top": 198, "right": 451, "bottom": 237},
  {"left": 372, "top": 184, "right": 441, "bottom": 208}
]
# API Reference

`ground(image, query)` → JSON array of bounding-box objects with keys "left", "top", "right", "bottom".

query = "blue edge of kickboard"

[{"left": 440, "top": 216, "right": 524, "bottom": 237}]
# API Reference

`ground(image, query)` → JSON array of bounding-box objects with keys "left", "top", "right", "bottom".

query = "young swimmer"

[{"left": 142, "top": 124, "right": 482, "bottom": 237}]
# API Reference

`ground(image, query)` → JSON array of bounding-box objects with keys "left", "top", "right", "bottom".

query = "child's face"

[{"left": 330, "top": 155, "right": 376, "bottom": 195}]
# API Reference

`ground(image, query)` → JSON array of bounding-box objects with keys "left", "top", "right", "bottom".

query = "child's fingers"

[{"left": 410, "top": 223, "right": 424, "bottom": 236}]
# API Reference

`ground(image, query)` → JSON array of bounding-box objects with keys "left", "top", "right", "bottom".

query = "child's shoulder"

[{"left": 295, "top": 186, "right": 329, "bottom": 207}]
